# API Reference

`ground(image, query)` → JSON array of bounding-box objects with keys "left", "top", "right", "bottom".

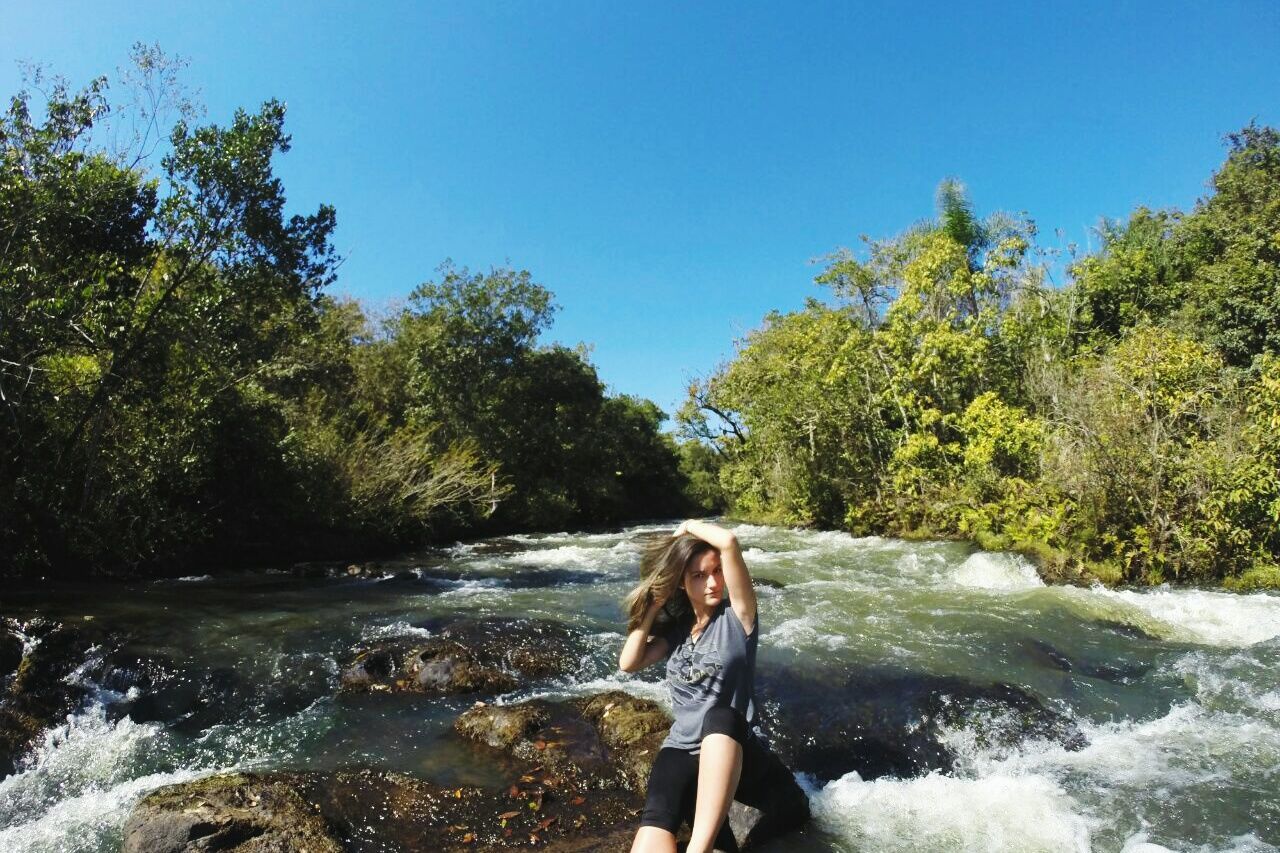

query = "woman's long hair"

[{"left": 624, "top": 533, "right": 715, "bottom": 633}]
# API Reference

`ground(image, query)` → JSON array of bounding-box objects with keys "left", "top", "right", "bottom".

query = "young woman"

[{"left": 618, "top": 519, "right": 783, "bottom": 853}]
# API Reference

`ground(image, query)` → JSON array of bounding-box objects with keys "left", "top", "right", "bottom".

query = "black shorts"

[{"left": 638, "top": 707, "right": 791, "bottom": 840}]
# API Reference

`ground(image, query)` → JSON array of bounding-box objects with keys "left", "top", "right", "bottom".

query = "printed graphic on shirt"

[{"left": 667, "top": 638, "right": 724, "bottom": 707}]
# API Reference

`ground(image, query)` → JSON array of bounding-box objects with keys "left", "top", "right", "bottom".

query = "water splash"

[{"left": 950, "top": 552, "right": 1045, "bottom": 591}]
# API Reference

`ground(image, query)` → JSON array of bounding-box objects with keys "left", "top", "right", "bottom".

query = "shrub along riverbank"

[{"left": 680, "top": 131, "right": 1280, "bottom": 589}]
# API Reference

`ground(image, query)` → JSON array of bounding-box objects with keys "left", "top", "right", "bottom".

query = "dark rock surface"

[
  {"left": 122, "top": 690, "right": 813, "bottom": 852},
  {"left": 0, "top": 618, "right": 94, "bottom": 779},
  {"left": 340, "top": 618, "right": 585, "bottom": 697},
  {"left": 0, "top": 627, "right": 22, "bottom": 682},
  {"left": 115, "top": 657, "right": 250, "bottom": 733},
  {"left": 456, "top": 691, "right": 670, "bottom": 793},
  {"left": 760, "top": 664, "right": 1087, "bottom": 783}
]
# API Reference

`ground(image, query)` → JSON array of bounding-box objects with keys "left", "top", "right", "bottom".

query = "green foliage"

[
  {"left": 676, "top": 440, "right": 726, "bottom": 514},
  {"left": 1070, "top": 208, "right": 1185, "bottom": 344},
  {"left": 1038, "top": 327, "right": 1227, "bottom": 581},
  {"left": 1179, "top": 125, "right": 1280, "bottom": 366}
]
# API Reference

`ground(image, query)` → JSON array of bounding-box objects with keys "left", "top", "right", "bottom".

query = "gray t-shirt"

[{"left": 658, "top": 598, "right": 762, "bottom": 752}]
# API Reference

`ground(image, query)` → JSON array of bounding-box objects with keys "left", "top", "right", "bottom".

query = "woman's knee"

[{"left": 631, "top": 825, "right": 677, "bottom": 853}]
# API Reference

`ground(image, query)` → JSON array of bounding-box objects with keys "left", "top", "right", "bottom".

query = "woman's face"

[{"left": 683, "top": 549, "right": 724, "bottom": 611}]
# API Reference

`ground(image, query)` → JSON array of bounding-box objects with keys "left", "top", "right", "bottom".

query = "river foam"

[
  {"left": 0, "top": 702, "right": 198, "bottom": 853},
  {"left": 1093, "top": 587, "right": 1280, "bottom": 647},
  {"left": 808, "top": 768, "right": 1091, "bottom": 852},
  {"left": 950, "top": 551, "right": 1045, "bottom": 591}
]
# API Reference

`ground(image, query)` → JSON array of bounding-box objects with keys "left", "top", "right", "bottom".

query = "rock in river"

[
  {"left": 340, "top": 618, "right": 585, "bottom": 697},
  {"left": 123, "top": 691, "right": 811, "bottom": 851},
  {"left": 760, "top": 664, "right": 1087, "bottom": 783},
  {"left": 122, "top": 771, "right": 343, "bottom": 853},
  {"left": 0, "top": 618, "right": 95, "bottom": 779}
]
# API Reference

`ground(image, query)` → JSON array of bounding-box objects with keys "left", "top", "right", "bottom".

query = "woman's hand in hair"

[
  {"left": 675, "top": 519, "right": 736, "bottom": 553},
  {"left": 678, "top": 520, "right": 757, "bottom": 635},
  {"left": 618, "top": 597, "right": 671, "bottom": 673},
  {"left": 647, "top": 590, "right": 669, "bottom": 613}
]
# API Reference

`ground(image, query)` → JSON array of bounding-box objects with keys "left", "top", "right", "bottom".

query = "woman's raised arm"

[{"left": 678, "top": 519, "right": 756, "bottom": 635}]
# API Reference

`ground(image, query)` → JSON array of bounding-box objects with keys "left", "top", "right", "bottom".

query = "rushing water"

[{"left": 2, "top": 522, "right": 1279, "bottom": 852}]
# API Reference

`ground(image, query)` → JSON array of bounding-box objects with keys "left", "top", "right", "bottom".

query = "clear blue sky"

[{"left": 4, "top": 1, "right": 1279, "bottom": 417}]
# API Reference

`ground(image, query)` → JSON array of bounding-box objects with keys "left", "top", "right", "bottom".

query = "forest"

[{"left": 4, "top": 48, "right": 1278, "bottom": 587}]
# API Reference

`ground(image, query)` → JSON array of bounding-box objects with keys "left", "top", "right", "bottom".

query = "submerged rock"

[
  {"left": 118, "top": 659, "right": 249, "bottom": 733},
  {"left": 456, "top": 691, "right": 668, "bottom": 791},
  {"left": 574, "top": 691, "right": 672, "bottom": 791},
  {"left": 1022, "top": 638, "right": 1152, "bottom": 683},
  {"left": 760, "top": 665, "right": 1087, "bottom": 783},
  {"left": 340, "top": 618, "right": 585, "bottom": 697},
  {"left": 1095, "top": 618, "right": 1159, "bottom": 641}
]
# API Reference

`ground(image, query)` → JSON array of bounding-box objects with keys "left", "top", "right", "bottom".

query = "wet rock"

[
  {"left": 455, "top": 701, "right": 553, "bottom": 751},
  {"left": 727, "top": 772, "right": 813, "bottom": 852},
  {"left": 119, "top": 687, "right": 807, "bottom": 852},
  {"left": 128, "top": 665, "right": 247, "bottom": 733},
  {"left": 124, "top": 768, "right": 644, "bottom": 852},
  {"left": 121, "top": 771, "right": 342, "bottom": 853},
  {"left": 574, "top": 691, "right": 671, "bottom": 791},
  {"left": 760, "top": 665, "right": 1087, "bottom": 783},
  {"left": 341, "top": 618, "right": 585, "bottom": 697},
  {"left": 456, "top": 699, "right": 613, "bottom": 783},
  {"left": 0, "top": 626, "right": 22, "bottom": 681},
  {"left": 464, "top": 537, "right": 530, "bottom": 556},
  {"left": 753, "top": 577, "right": 786, "bottom": 590},
  {"left": 313, "top": 768, "right": 644, "bottom": 851},
  {"left": 0, "top": 619, "right": 93, "bottom": 779},
  {"left": 287, "top": 559, "right": 345, "bottom": 579},
  {"left": 342, "top": 639, "right": 517, "bottom": 695}
]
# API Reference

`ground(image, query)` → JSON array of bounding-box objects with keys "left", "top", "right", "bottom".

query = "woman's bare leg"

[
  {"left": 685, "top": 733, "right": 742, "bottom": 853},
  {"left": 631, "top": 825, "right": 677, "bottom": 853}
]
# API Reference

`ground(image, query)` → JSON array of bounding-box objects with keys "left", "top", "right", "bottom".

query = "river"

[{"left": 1, "top": 522, "right": 1278, "bottom": 851}]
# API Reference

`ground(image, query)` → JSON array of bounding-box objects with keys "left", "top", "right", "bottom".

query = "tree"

[{"left": 1178, "top": 124, "right": 1280, "bottom": 367}]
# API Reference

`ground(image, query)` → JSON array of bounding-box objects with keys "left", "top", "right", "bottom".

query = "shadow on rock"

[{"left": 759, "top": 664, "right": 1087, "bottom": 784}]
